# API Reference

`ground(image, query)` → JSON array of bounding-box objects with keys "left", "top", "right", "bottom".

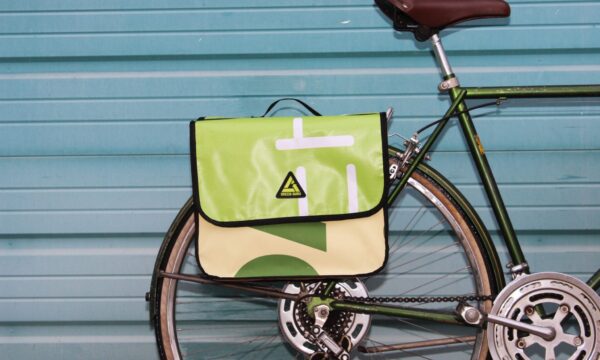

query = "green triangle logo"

[{"left": 276, "top": 171, "right": 306, "bottom": 199}]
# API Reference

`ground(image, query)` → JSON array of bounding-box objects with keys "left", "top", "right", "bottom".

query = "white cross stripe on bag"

[
  {"left": 295, "top": 166, "right": 309, "bottom": 216},
  {"left": 275, "top": 117, "right": 358, "bottom": 215},
  {"left": 275, "top": 117, "right": 354, "bottom": 150}
]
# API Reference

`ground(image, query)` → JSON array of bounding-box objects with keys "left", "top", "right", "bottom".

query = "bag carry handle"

[{"left": 261, "top": 98, "right": 322, "bottom": 117}]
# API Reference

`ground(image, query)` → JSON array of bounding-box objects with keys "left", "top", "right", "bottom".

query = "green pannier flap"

[{"left": 191, "top": 113, "right": 388, "bottom": 226}]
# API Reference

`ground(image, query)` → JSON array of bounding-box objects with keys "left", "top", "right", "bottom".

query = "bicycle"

[{"left": 147, "top": 0, "right": 600, "bottom": 359}]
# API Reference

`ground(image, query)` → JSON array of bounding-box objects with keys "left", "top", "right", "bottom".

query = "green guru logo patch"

[{"left": 276, "top": 171, "right": 306, "bottom": 199}]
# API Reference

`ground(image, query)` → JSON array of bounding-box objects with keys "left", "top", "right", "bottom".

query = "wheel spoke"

[
  {"left": 388, "top": 316, "right": 476, "bottom": 356},
  {"left": 388, "top": 242, "right": 459, "bottom": 271},
  {"left": 361, "top": 335, "right": 476, "bottom": 353},
  {"left": 155, "top": 169, "right": 498, "bottom": 359},
  {"left": 364, "top": 337, "right": 436, "bottom": 360},
  {"left": 388, "top": 250, "right": 458, "bottom": 275},
  {"left": 389, "top": 221, "right": 447, "bottom": 265},
  {"left": 398, "top": 266, "right": 472, "bottom": 295}
]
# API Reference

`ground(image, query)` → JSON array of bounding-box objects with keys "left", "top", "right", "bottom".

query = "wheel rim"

[
  {"left": 157, "top": 172, "right": 494, "bottom": 359},
  {"left": 355, "top": 176, "right": 492, "bottom": 359}
]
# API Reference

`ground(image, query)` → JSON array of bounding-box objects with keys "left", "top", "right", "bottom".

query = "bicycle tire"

[{"left": 150, "top": 164, "right": 501, "bottom": 359}]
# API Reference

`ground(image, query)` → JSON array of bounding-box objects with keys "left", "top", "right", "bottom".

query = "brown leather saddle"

[{"left": 375, "top": 0, "right": 510, "bottom": 41}]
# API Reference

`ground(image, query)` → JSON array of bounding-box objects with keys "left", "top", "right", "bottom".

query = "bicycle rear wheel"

[{"left": 151, "top": 165, "right": 501, "bottom": 359}]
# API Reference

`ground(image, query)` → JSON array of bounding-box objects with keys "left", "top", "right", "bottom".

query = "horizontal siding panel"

[
  {"left": 0, "top": 3, "right": 597, "bottom": 35},
  {"left": 1, "top": 324, "right": 158, "bottom": 360},
  {"left": 0, "top": 298, "right": 148, "bottom": 322},
  {"left": 1, "top": 96, "right": 598, "bottom": 124},
  {"left": 0, "top": 276, "right": 151, "bottom": 298},
  {"left": 1, "top": 27, "right": 599, "bottom": 59},
  {"left": 1, "top": 184, "right": 599, "bottom": 212},
  {"left": 388, "top": 206, "right": 600, "bottom": 232},
  {"left": 2, "top": 341, "right": 157, "bottom": 360},
  {"left": 2, "top": 233, "right": 594, "bottom": 278},
  {"left": 2, "top": 152, "right": 596, "bottom": 189},
  {"left": 0, "top": 1, "right": 372, "bottom": 12},
  {"left": 0, "top": 252, "right": 158, "bottom": 276},
  {"left": 0, "top": 235, "right": 161, "bottom": 276},
  {"left": 0, "top": 210, "right": 177, "bottom": 235},
  {"left": 5, "top": 202, "right": 600, "bottom": 234},
  {"left": 0, "top": 155, "right": 189, "bottom": 188},
  {"left": 2, "top": 52, "right": 600, "bottom": 75},
  {"left": 430, "top": 151, "right": 600, "bottom": 185},
  {"left": 0, "top": 69, "right": 596, "bottom": 106},
  {"left": 459, "top": 184, "right": 600, "bottom": 207},
  {"left": 0, "top": 8, "right": 384, "bottom": 34},
  {"left": 0, "top": 151, "right": 598, "bottom": 233},
  {"left": 2, "top": 114, "right": 600, "bottom": 156},
  {"left": 0, "top": 0, "right": 586, "bottom": 12},
  {"left": 1, "top": 1, "right": 599, "bottom": 358},
  {"left": 503, "top": 233, "right": 600, "bottom": 274},
  {"left": 0, "top": 188, "right": 189, "bottom": 210}
]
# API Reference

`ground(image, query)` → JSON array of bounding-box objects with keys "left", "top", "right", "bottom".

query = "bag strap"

[{"left": 261, "top": 98, "right": 322, "bottom": 117}]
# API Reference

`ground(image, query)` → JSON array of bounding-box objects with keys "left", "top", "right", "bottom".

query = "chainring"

[
  {"left": 487, "top": 272, "right": 600, "bottom": 360},
  {"left": 278, "top": 279, "right": 371, "bottom": 357}
]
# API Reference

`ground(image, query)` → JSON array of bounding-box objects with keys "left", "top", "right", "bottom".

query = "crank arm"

[
  {"left": 457, "top": 303, "right": 556, "bottom": 341},
  {"left": 486, "top": 314, "right": 556, "bottom": 341},
  {"left": 159, "top": 271, "right": 299, "bottom": 301}
]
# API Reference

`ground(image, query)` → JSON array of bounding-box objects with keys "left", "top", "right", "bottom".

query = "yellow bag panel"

[{"left": 197, "top": 209, "right": 386, "bottom": 278}]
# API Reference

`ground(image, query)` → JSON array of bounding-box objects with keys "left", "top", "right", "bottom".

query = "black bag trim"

[{"left": 189, "top": 112, "right": 390, "bottom": 228}]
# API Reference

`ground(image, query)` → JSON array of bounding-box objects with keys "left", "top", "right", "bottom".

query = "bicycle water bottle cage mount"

[{"left": 374, "top": 0, "right": 510, "bottom": 42}]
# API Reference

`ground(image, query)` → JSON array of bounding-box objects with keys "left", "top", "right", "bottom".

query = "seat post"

[{"left": 430, "top": 34, "right": 455, "bottom": 78}]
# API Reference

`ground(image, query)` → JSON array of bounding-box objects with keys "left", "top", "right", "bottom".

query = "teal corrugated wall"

[{"left": 1, "top": 1, "right": 599, "bottom": 359}]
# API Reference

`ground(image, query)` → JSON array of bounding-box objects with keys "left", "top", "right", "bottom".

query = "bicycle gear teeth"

[{"left": 295, "top": 284, "right": 355, "bottom": 343}]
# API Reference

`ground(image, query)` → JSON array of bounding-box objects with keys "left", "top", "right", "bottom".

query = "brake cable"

[{"left": 415, "top": 97, "right": 507, "bottom": 135}]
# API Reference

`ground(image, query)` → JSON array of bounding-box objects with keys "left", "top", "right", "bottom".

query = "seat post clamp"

[{"left": 438, "top": 77, "right": 460, "bottom": 92}]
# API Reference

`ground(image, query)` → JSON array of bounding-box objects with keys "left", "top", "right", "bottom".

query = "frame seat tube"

[
  {"left": 449, "top": 87, "right": 527, "bottom": 266},
  {"left": 430, "top": 34, "right": 527, "bottom": 267}
]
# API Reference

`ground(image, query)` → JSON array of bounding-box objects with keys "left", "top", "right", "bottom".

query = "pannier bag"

[{"left": 190, "top": 99, "right": 389, "bottom": 279}]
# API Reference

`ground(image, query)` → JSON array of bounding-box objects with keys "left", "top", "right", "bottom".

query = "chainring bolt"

[
  {"left": 573, "top": 336, "right": 583, "bottom": 346},
  {"left": 560, "top": 304, "right": 570, "bottom": 313},
  {"left": 516, "top": 339, "right": 526, "bottom": 349},
  {"left": 524, "top": 306, "right": 535, "bottom": 316}
]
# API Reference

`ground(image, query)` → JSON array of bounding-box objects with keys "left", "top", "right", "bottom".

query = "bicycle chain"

[
  {"left": 305, "top": 293, "right": 494, "bottom": 358},
  {"left": 340, "top": 294, "right": 495, "bottom": 304},
  {"left": 302, "top": 291, "right": 494, "bottom": 358}
]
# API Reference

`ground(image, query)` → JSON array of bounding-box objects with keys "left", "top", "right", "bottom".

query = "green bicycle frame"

[
  {"left": 393, "top": 83, "right": 600, "bottom": 275},
  {"left": 316, "top": 85, "right": 600, "bottom": 339},
  {"left": 328, "top": 83, "right": 600, "bottom": 327},
  {"left": 158, "top": 83, "right": 600, "bottom": 352},
  {"left": 324, "top": 32, "right": 600, "bottom": 324},
  {"left": 460, "top": 84, "right": 600, "bottom": 274},
  {"left": 159, "top": 34, "right": 600, "bottom": 340}
]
